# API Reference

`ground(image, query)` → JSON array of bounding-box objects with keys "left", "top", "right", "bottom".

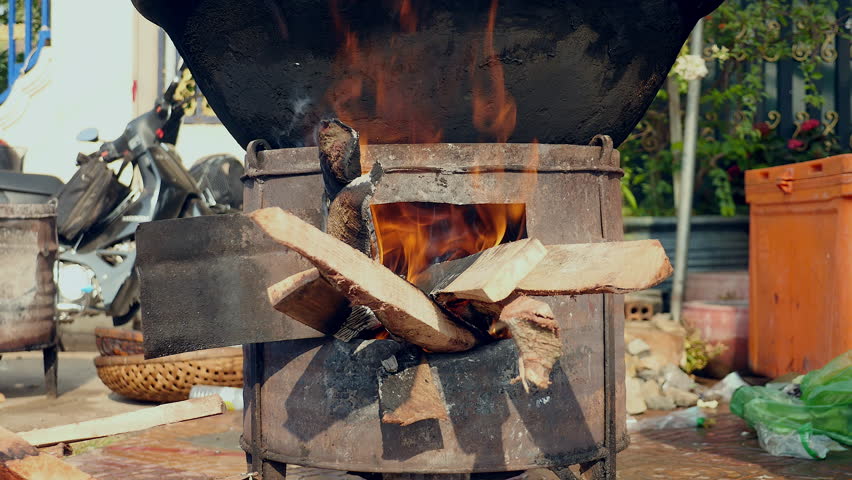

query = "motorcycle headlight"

[{"left": 57, "top": 263, "right": 96, "bottom": 302}]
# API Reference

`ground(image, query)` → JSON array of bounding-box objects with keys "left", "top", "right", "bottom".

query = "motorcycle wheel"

[
  {"left": 113, "top": 302, "right": 141, "bottom": 329},
  {"left": 189, "top": 154, "right": 244, "bottom": 211}
]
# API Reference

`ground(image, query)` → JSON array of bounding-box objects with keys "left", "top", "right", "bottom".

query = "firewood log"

[
  {"left": 415, "top": 238, "right": 672, "bottom": 333},
  {"left": 316, "top": 118, "right": 383, "bottom": 339},
  {"left": 500, "top": 296, "right": 561, "bottom": 392},
  {"left": 250, "top": 207, "right": 478, "bottom": 352},
  {"left": 267, "top": 268, "right": 349, "bottom": 335},
  {"left": 317, "top": 118, "right": 361, "bottom": 201}
]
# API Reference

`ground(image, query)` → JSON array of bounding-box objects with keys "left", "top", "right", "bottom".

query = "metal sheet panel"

[{"left": 137, "top": 214, "right": 323, "bottom": 359}]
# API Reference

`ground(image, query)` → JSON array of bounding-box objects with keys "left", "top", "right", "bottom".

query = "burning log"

[
  {"left": 418, "top": 239, "right": 671, "bottom": 301},
  {"left": 325, "top": 163, "right": 383, "bottom": 255},
  {"left": 318, "top": 117, "right": 381, "bottom": 256},
  {"left": 268, "top": 237, "right": 671, "bottom": 343},
  {"left": 318, "top": 118, "right": 362, "bottom": 202},
  {"left": 317, "top": 118, "right": 384, "bottom": 339},
  {"left": 251, "top": 207, "right": 478, "bottom": 352},
  {"left": 416, "top": 238, "right": 548, "bottom": 303},
  {"left": 499, "top": 296, "right": 561, "bottom": 392},
  {"left": 267, "top": 268, "right": 349, "bottom": 335},
  {"left": 414, "top": 238, "right": 548, "bottom": 335},
  {"left": 516, "top": 240, "right": 672, "bottom": 295},
  {"left": 268, "top": 269, "right": 380, "bottom": 341},
  {"left": 414, "top": 238, "right": 671, "bottom": 334}
]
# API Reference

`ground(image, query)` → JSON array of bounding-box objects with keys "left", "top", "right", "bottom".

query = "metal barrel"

[
  {"left": 0, "top": 203, "right": 57, "bottom": 352},
  {"left": 239, "top": 142, "right": 627, "bottom": 476}
]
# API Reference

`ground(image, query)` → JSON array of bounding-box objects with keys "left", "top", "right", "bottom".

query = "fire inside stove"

[{"left": 371, "top": 202, "right": 527, "bottom": 284}]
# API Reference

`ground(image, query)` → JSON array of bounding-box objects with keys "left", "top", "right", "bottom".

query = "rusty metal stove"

[
  {"left": 0, "top": 204, "right": 59, "bottom": 398},
  {"left": 138, "top": 140, "right": 627, "bottom": 480}
]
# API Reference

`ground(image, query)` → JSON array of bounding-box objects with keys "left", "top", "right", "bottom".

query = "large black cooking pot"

[{"left": 132, "top": 0, "right": 721, "bottom": 149}]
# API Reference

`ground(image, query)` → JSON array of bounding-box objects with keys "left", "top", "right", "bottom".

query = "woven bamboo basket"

[
  {"left": 95, "top": 347, "right": 243, "bottom": 402},
  {"left": 94, "top": 327, "right": 145, "bottom": 356}
]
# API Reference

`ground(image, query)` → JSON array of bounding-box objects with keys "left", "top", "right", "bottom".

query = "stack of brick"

[{"left": 624, "top": 315, "right": 703, "bottom": 415}]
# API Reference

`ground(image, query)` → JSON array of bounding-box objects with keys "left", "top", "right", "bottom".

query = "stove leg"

[
  {"left": 255, "top": 460, "right": 287, "bottom": 480},
  {"left": 43, "top": 344, "right": 58, "bottom": 399},
  {"left": 576, "top": 460, "right": 607, "bottom": 480}
]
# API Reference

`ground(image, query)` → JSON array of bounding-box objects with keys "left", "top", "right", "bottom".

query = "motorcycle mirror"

[{"left": 76, "top": 127, "right": 100, "bottom": 142}]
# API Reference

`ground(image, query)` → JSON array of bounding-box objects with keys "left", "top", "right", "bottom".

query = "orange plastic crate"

[{"left": 745, "top": 155, "right": 852, "bottom": 377}]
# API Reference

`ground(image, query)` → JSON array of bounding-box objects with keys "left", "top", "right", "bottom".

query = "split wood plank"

[
  {"left": 250, "top": 207, "right": 477, "bottom": 352},
  {"left": 516, "top": 239, "right": 672, "bottom": 296},
  {"left": 0, "top": 426, "right": 96, "bottom": 480},
  {"left": 18, "top": 395, "right": 225, "bottom": 447},
  {"left": 268, "top": 268, "right": 349, "bottom": 335},
  {"left": 417, "top": 238, "right": 548, "bottom": 303},
  {"left": 501, "top": 296, "right": 561, "bottom": 392}
]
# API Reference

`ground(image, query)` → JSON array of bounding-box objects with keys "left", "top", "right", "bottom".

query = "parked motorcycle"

[{"left": 0, "top": 65, "right": 243, "bottom": 327}]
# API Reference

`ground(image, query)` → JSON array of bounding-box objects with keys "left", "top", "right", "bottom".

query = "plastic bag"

[
  {"left": 704, "top": 371, "right": 748, "bottom": 402},
  {"left": 731, "top": 350, "right": 852, "bottom": 458},
  {"left": 627, "top": 406, "right": 714, "bottom": 432},
  {"left": 755, "top": 423, "right": 846, "bottom": 459}
]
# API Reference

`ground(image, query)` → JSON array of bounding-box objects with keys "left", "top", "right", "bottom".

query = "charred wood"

[
  {"left": 251, "top": 207, "right": 478, "bottom": 352},
  {"left": 500, "top": 296, "right": 561, "bottom": 392}
]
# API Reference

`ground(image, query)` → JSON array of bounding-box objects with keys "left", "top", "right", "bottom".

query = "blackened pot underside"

[{"left": 132, "top": 0, "right": 721, "bottom": 149}]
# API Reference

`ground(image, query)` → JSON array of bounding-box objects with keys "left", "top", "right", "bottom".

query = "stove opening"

[{"left": 371, "top": 202, "right": 527, "bottom": 285}]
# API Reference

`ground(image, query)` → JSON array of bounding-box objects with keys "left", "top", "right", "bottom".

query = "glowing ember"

[{"left": 371, "top": 202, "right": 527, "bottom": 284}]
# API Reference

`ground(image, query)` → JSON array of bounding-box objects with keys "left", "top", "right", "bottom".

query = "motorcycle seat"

[{"left": 0, "top": 170, "right": 64, "bottom": 204}]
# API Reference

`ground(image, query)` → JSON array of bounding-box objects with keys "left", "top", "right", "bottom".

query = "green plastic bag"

[{"left": 731, "top": 351, "right": 852, "bottom": 452}]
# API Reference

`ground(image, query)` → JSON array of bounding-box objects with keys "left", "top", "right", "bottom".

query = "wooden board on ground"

[
  {"left": 18, "top": 395, "right": 225, "bottom": 447},
  {"left": 516, "top": 239, "right": 672, "bottom": 295},
  {"left": 0, "top": 426, "right": 95, "bottom": 480},
  {"left": 250, "top": 207, "right": 477, "bottom": 353}
]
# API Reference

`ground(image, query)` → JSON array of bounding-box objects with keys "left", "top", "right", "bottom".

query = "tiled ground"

[
  {"left": 619, "top": 412, "right": 852, "bottom": 480},
  {"left": 56, "top": 410, "right": 851, "bottom": 480}
]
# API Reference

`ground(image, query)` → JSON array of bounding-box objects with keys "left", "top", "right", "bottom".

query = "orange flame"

[
  {"left": 325, "top": 0, "right": 443, "bottom": 144},
  {"left": 326, "top": 0, "right": 519, "bottom": 145},
  {"left": 471, "top": 0, "right": 517, "bottom": 142},
  {"left": 371, "top": 202, "right": 526, "bottom": 284},
  {"left": 325, "top": 2, "right": 540, "bottom": 339},
  {"left": 374, "top": 330, "right": 391, "bottom": 340}
]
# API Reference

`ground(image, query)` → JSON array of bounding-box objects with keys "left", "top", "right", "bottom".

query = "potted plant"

[{"left": 620, "top": 0, "right": 849, "bottom": 297}]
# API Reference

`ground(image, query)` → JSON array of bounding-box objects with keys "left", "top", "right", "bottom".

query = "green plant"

[
  {"left": 1, "top": 0, "right": 45, "bottom": 90},
  {"left": 621, "top": 0, "right": 851, "bottom": 217},
  {"left": 682, "top": 330, "right": 728, "bottom": 374}
]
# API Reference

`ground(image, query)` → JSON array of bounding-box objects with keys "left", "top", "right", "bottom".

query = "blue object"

[{"left": 2, "top": 0, "right": 51, "bottom": 104}]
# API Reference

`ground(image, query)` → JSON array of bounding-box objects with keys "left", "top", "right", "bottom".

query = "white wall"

[
  {"left": 0, "top": 0, "right": 244, "bottom": 182},
  {"left": 1, "top": 0, "right": 136, "bottom": 180},
  {"left": 177, "top": 124, "right": 245, "bottom": 166}
]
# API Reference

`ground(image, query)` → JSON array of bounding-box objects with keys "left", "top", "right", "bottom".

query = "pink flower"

[
  {"left": 787, "top": 139, "right": 805, "bottom": 150},
  {"left": 754, "top": 122, "right": 771, "bottom": 137},
  {"left": 727, "top": 165, "right": 742, "bottom": 180},
  {"left": 800, "top": 119, "right": 820, "bottom": 132}
]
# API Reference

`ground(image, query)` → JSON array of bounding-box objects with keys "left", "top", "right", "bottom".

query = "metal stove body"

[{"left": 137, "top": 140, "right": 626, "bottom": 479}]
